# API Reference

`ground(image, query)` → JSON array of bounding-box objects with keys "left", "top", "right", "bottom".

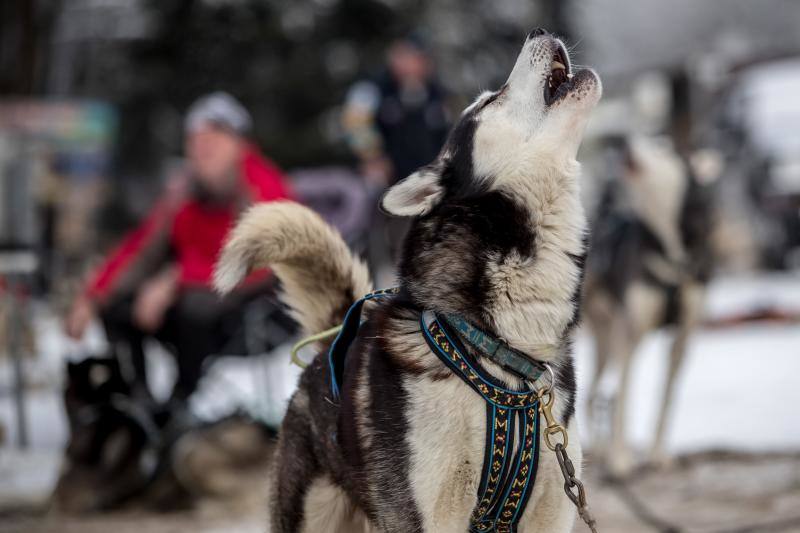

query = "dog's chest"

[{"left": 403, "top": 374, "right": 488, "bottom": 532}]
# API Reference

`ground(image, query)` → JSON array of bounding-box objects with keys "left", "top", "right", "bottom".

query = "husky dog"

[
  {"left": 215, "top": 29, "right": 601, "bottom": 533},
  {"left": 583, "top": 136, "right": 714, "bottom": 476}
]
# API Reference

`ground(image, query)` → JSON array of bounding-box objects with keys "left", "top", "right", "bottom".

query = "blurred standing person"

[
  {"left": 342, "top": 35, "right": 449, "bottom": 272},
  {"left": 65, "top": 92, "right": 292, "bottom": 406}
]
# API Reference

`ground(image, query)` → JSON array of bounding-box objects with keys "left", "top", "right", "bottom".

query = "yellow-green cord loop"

[{"left": 290, "top": 325, "right": 343, "bottom": 368}]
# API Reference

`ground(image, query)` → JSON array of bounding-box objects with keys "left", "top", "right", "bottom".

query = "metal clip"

[{"left": 538, "top": 389, "right": 569, "bottom": 451}]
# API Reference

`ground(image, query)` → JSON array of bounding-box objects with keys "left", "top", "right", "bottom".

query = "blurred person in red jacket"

[{"left": 65, "top": 92, "right": 292, "bottom": 403}]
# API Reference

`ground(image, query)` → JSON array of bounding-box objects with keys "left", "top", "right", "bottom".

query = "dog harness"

[{"left": 328, "top": 289, "right": 552, "bottom": 533}]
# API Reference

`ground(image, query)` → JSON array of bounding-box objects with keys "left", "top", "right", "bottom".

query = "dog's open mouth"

[{"left": 545, "top": 42, "right": 572, "bottom": 105}]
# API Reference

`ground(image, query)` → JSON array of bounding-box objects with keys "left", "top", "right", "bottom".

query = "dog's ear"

[{"left": 380, "top": 167, "right": 443, "bottom": 217}]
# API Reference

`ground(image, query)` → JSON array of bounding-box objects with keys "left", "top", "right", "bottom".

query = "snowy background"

[
  {"left": 2, "top": 0, "right": 800, "bottom": 530},
  {"left": 2, "top": 272, "right": 798, "bottom": 508}
]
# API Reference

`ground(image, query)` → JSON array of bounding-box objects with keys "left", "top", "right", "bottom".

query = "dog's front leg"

[
  {"left": 608, "top": 282, "right": 665, "bottom": 476},
  {"left": 267, "top": 403, "right": 333, "bottom": 533},
  {"left": 650, "top": 283, "right": 704, "bottom": 466}
]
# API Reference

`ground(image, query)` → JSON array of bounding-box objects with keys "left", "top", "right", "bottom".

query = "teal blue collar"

[{"left": 440, "top": 314, "right": 553, "bottom": 384}]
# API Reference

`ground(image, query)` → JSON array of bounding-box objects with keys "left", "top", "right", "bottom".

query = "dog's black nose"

[{"left": 527, "top": 28, "right": 548, "bottom": 40}]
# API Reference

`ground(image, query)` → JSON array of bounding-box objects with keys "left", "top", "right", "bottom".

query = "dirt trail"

[{"left": 3, "top": 451, "right": 800, "bottom": 533}]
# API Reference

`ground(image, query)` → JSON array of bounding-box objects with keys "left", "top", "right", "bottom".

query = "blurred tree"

[
  {"left": 29, "top": 0, "right": 554, "bottom": 179},
  {"left": 0, "top": 0, "right": 61, "bottom": 95},
  {"left": 4, "top": 0, "right": 554, "bottom": 218},
  {"left": 113, "top": 0, "right": 427, "bottom": 174}
]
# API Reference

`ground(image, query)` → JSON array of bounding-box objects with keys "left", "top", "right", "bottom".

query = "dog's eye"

[
  {"left": 481, "top": 85, "right": 507, "bottom": 109},
  {"left": 481, "top": 93, "right": 499, "bottom": 109}
]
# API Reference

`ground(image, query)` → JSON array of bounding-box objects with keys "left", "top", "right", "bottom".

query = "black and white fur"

[
  {"left": 215, "top": 30, "right": 601, "bottom": 533},
  {"left": 584, "top": 135, "right": 715, "bottom": 476}
]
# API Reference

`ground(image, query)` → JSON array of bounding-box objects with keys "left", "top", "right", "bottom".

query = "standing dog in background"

[
  {"left": 216, "top": 29, "right": 602, "bottom": 533},
  {"left": 583, "top": 135, "right": 715, "bottom": 476}
]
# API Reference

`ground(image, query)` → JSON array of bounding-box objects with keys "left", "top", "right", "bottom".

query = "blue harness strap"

[{"left": 327, "top": 287, "right": 399, "bottom": 399}]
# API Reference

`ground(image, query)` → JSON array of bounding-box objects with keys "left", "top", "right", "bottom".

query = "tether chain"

[
  {"left": 538, "top": 389, "right": 599, "bottom": 533},
  {"left": 555, "top": 443, "right": 598, "bottom": 533}
]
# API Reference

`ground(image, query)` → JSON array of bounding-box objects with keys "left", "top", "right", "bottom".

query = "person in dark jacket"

[
  {"left": 343, "top": 36, "right": 450, "bottom": 271},
  {"left": 344, "top": 35, "right": 449, "bottom": 186},
  {"left": 65, "top": 92, "right": 293, "bottom": 402}
]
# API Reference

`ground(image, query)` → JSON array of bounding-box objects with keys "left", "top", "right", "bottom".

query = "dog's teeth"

[{"left": 551, "top": 61, "right": 566, "bottom": 71}]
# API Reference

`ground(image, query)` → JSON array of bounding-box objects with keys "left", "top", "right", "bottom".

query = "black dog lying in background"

[{"left": 55, "top": 357, "right": 273, "bottom": 512}]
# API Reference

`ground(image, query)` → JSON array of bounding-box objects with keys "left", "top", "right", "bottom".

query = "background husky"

[
  {"left": 215, "top": 29, "right": 601, "bottom": 532},
  {"left": 583, "top": 135, "right": 715, "bottom": 476}
]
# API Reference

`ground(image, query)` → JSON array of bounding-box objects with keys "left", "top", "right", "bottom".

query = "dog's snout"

[{"left": 527, "top": 28, "right": 548, "bottom": 40}]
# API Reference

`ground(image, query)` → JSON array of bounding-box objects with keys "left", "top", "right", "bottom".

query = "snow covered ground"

[
  {"left": 575, "top": 273, "right": 800, "bottom": 453},
  {"left": 574, "top": 316, "right": 800, "bottom": 453},
  {"left": 0, "top": 273, "right": 798, "bottom": 508}
]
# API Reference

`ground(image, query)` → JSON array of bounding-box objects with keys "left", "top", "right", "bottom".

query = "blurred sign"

[
  {"left": 0, "top": 100, "right": 116, "bottom": 249},
  {"left": 0, "top": 100, "right": 117, "bottom": 181}
]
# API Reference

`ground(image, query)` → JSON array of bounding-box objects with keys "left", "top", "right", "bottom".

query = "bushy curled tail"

[{"left": 214, "top": 201, "right": 372, "bottom": 335}]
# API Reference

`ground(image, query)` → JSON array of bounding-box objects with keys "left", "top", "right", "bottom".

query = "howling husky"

[{"left": 215, "top": 28, "right": 601, "bottom": 533}]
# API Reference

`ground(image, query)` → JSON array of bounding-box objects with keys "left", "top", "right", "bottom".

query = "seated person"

[{"left": 65, "top": 92, "right": 293, "bottom": 404}]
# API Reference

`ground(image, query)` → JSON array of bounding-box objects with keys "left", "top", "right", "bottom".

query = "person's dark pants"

[{"left": 100, "top": 285, "right": 273, "bottom": 403}]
